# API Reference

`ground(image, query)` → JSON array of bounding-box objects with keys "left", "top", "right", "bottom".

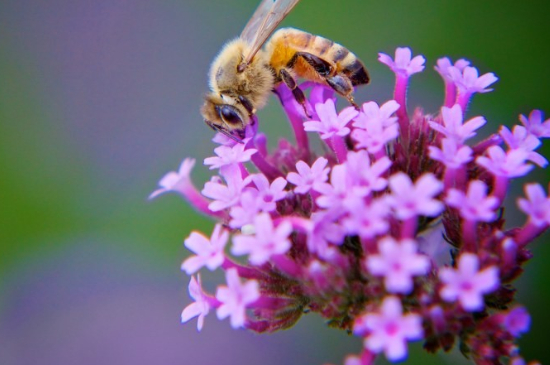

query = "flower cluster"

[{"left": 151, "top": 47, "right": 549, "bottom": 365}]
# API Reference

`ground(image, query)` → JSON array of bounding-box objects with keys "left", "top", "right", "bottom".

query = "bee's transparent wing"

[{"left": 240, "top": 0, "right": 301, "bottom": 66}]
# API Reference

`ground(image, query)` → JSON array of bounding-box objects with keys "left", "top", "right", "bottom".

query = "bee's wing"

[{"left": 240, "top": 0, "right": 301, "bottom": 66}]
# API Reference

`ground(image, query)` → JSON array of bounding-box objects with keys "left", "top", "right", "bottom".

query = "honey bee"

[{"left": 201, "top": 0, "right": 369, "bottom": 142}]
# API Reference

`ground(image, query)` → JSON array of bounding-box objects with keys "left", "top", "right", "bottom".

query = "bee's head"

[{"left": 201, "top": 93, "right": 251, "bottom": 142}]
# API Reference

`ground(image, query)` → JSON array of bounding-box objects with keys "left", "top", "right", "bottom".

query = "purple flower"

[
  {"left": 181, "top": 224, "right": 228, "bottom": 274},
  {"left": 216, "top": 268, "right": 260, "bottom": 329},
  {"left": 378, "top": 47, "right": 425, "bottom": 77},
  {"left": 517, "top": 183, "right": 550, "bottom": 227},
  {"left": 201, "top": 165, "right": 252, "bottom": 211},
  {"left": 439, "top": 253, "right": 499, "bottom": 311},
  {"left": 149, "top": 158, "right": 196, "bottom": 199},
  {"left": 428, "top": 138, "right": 473, "bottom": 169},
  {"left": 519, "top": 109, "right": 550, "bottom": 138},
  {"left": 354, "top": 296, "right": 423, "bottom": 361},
  {"left": 181, "top": 275, "right": 212, "bottom": 331},
  {"left": 342, "top": 198, "right": 390, "bottom": 239},
  {"left": 448, "top": 65, "right": 498, "bottom": 95},
  {"left": 365, "top": 237, "right": 430, "bottom": 294},
  {"left": 500, "top": 125, "right": 547, "bottom": 167},
  {"left": 434, "top": 57, "right": 470, "bottom": 82},
  {"left": 476, "top": 146, "right": 534, "bottom": 178},
  {"left": 386, "top": 173, "right": 444, "bottom": 220},
  {"left": 203, "top": 142, "right": 257, "bottom": 170},
  {"left": 287, "top": 157, "right": 330, "bottom": 194},
  {"left": 154, "top": 45, "right": 549, "bottom": 365},
  {"left": 503, "top": 306, "right": 531, "bottom": 338},
  {"left": 232, "top": 213, "right": 293, "bottom": 265},
  {"left": 303, "top": 99, "right": 358, "bottom": 139},
  {"left": 250, "top": 174, "right": 288, "bottom": 212},
  {"left": 445, "top": 180, "right": 499, "bottom": 222},
  {"left": 429, "top": 104, "right": 486, "bottom": 144}
]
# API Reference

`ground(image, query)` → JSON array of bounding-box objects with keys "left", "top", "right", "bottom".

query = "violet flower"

[{"left": 152, "top": 46, "right": 549, "bottom": 365}]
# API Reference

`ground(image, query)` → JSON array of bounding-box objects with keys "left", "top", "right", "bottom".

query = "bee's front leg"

[{"left": 279, "top": 68, "right": 312, "bottom": 118}]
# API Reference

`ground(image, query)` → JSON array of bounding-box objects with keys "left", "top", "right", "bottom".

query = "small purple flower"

[
  {"left": 287, "top": 157, "right": 330, "bottom": 194},
  {"left": 181, "top": 224, "right": 229, "bottom": 274},
  {"left": 476, "top": 146, "right": 534, "bottom": 178},
  {"left": 500, "top": 125, "right": 547, "bottom": 167},
  {"left": 439, "top": 253, "right": 499, "bottom": 311},
  {"left": 342, "top": 198, "right": 390, "bottom": 239},
  {"left": 448, "top": 65, "right": 498, "bottom": 95},
  {"left": 250, "top": 174, "right": 288, "bottom": 212},
  {"left": 303, "top": 98, "right": 358, "bottom": 139},
  {"left": 517, "top": 183, "right": 550, "bottom": 227},
  {"left": 149, "top": 158, "right": 196, "bottom": 199},
  {"left": 354, "top": 296, "right": 423, "bottom": 361},
  {"left": 386, "top": 173, "right": 444, "bottom": 220},
  {"left": 519, "top": 109, "right": 550, "bottom": 138},
  {"left": 366, "top": 237, "right": 430, "bottom": 294},
  {"left": 352, "top": 100, "right": 400, "bottom": 129},
  {"left": 216, "top": 268, "right": 260, "bottom": 329},
  {"left": 306, "top": 211, "right": 346, "bottom": 257},
  {"left": 378, "top": 47, "right": 425, "bottom": 77},
  {"left": 428, "top": 138, "right": 473, "bottom": 169},
  {"left": 434, "top": 57, "right": 470, "bottom": 82},
  {"left": 201, "top": 165, "right": 252, "bottom": 211},
  {"left": 181, "top": 275, "right": 212, "bottom": 331},
  {"left": 232, "top": 213, "right": 293, "bottom": 265},
  {"left": 445, "top": 180, "right": 499, "bottom": 222},
  {"left": 229, "top": 190, "right": 263, "bottom": 228},
  {"left": 203, "top": 141, "right": 257, "bottom": 170},
  {"left": 503, "top": 306, "right": 531, "bottom": 338},
  {"left": 429, "top": 104, "right": 486, "bottom": 144}
]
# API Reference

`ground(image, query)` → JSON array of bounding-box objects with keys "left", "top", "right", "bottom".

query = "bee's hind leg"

[
  {"left": 295, "top": 52, "right": 359, "bottom": 110},
  {"left": 279, "top": 68, "right": 312, "bottom": 118}
]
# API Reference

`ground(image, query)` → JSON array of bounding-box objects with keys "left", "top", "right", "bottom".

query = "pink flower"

[
  {"left": 229, "top": 190, "right": 264, "bottom": 228},
  {"left": 201, "top": 165, "right": 252, "bottom": 211},
  {"left": 354, "top": 296, "right": 423, "bottom": 361},
  {"left": 378, "top": 47, "right": 425, "bottom": 76},
  {"left": 500, "top": 125, "right": 547, "bottom": 167},
  {"left": 216, "top": 268, "right": 260, "bottom": 328},
  {"left": 448, "top": 65, "right": 498, "bottom": 95},
  {"left": 203, "top": 142, "right": 257, "bottom": 170},
  {"left": 232, "top": 213, "right": 293, "bottom": 265},
  {"left": 439, "top": 253, "right": 499, "bottom": 311},
  {"left": 286, "top": 157, "right": 330, "bottom": 194},
  {"left": 352, "top": 100, "right": 400, "bottom": 129},
  {"left": 429, "top": 104, "right": 486, "bottom": 144},
  {"left": 366, "top": 237, "right": 430, "bottom": 294},
  {"left": 149, "top": 158, "right": 196, "bottom": 199},
  {"left": 250, "top": 174, "right": 288, "bottom": 212},
  {"left": 446, "top": 180, "right": 499, "bottom": 222},
  {"left": 181, "top": 275, "right": 212, "bottom": 331},
  {"left": 181, "top": 224, "right": 229, "bottom": 274},
  {"left": 503, "top": 306, "right": 530, "bottom": 337},
  {"left": 428, "top": 138, "right": 473, "bottom": 169},
  {"left": 519, "top": 109, "right": 550, "bottom": 138},
  {"left": 342, "top": 198, "right": 390, "bottom": 239},
  {"left": 351, "top": 103, "right": 400, "bottom": 154},
  {"left": 476, "top": 146, "right": 534, "bottom": 178},
  {"left": 434, "top": 57, "right": 470, "bottom": 82},
  {"left": 386, "top": 173, "right": 444, "bottom": 220},
  {"left": 517, "top": 183, "right": 550, "bottom": 227},
  {"left": 304, "top": 98, "right": 358, "bottom": 139},
  {"left": 306, "top": 211, "right": 346, "bottom": 256}
]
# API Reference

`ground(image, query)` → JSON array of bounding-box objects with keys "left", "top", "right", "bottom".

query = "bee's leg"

[
  {"left": 326, "top": 75, "right": 359, "bottom": 109},
  {"left": 279, "top": 68, "right": 312, "bottom": 118},
  {"left": 296, "top": 52, "right": 359, "bottom": 110}
]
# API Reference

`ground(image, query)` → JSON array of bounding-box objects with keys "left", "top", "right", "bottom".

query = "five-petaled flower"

[{"left": 215, "top": 268, "right": 260, "bottom": 329}]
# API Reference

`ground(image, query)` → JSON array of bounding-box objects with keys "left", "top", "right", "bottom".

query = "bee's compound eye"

[{"left": 218, "top": 105, "right": 243, "bottom": 127}]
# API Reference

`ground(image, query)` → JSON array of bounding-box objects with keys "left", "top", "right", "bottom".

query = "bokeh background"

[{"left": 1, "top": 0, "right": 549, "bottom": 364}]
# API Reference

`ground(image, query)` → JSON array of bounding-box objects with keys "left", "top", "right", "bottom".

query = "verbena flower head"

[{"left": 152, "top": 47, "right": 548, "bottom": 365}]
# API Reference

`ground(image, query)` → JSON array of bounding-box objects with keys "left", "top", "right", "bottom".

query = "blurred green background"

[{"left": 1, "top": 1, "right": 549, "bottom": 364}]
